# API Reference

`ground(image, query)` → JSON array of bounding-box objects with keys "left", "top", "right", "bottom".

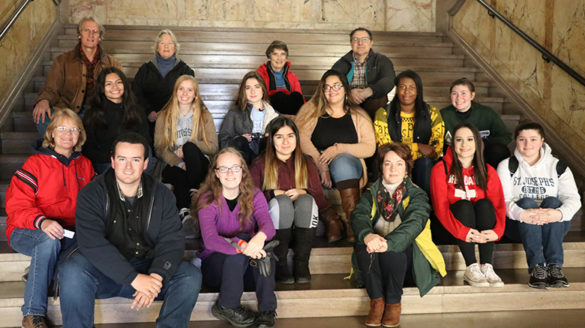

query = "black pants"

[
  {"left": 484, "top": 142, "right": 510, "bottom": 169},
  {"left": 227, "top": 135, "right": 266, "bottom": 165},
  {"left": 161, "top": 142, "right": 209, "bottom": 209},
  {"left": 355, "top": 244, "right": 412, "bottom": 304},
  {"left": 269, "top": 91, "right": 304, "bottom": 116},
  {"left": 202, "top": 252, "right": 277, "bottom": 312},
  {"left": 450, "top": 199, "right": 497, "bottom": 266}
]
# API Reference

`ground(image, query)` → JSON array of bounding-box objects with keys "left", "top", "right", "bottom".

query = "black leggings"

[
  {"left": 162, "top": 142, "right": 209, "bottom": 209},
  {"left": 450, "top": 199, "right": 497, "bottom": 266},
  {"left": 269, "top": 91, "right": 304, "bottom": 116}
]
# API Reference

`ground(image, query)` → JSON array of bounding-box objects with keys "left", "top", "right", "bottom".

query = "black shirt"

[{"left": 311, "top": 111, "right": 358, "bottom": 150}]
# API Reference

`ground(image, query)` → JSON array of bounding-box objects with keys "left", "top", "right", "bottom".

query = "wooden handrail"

[{"left": 476, "top": 0, "right": 585, "bottom": 87}]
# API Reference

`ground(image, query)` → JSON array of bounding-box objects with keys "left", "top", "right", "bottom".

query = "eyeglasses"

[
  {"left": 55, "top": 126, "right": 81, "bottom": 135},
  {"left": 323, "top": 84, "right": 343, "bottom": 92},
  {"left": 352, "top": 37, "right": 371, "bottom": 43},
  {"left": 82, "top": 28, "right": 100, "bottom": 35},
  {"left": 216, "top": 165, "right": 242, "bottom": 174},
  {"left": 158, "top": 42, "right": 175, "bottom": 47}
]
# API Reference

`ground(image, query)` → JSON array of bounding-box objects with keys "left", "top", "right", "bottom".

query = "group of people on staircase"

[{"left": 5, "top": 17, "right": 581, "bottom": 328}]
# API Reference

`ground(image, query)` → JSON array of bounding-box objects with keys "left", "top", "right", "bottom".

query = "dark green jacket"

[
  {"left": 440, "top": 102, "right": 512, "bottom": 147},
  {"left": 351, "top": 177, "right": 443, "bottom": 296}
]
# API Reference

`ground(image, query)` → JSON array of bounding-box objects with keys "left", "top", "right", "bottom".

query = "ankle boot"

[
  {"left": 365, "top": 297, "right": 384, "bottom": 327},
  {"left": 321, "top": 207, "right": 343, "bottom": 243},
  {"left": 338, "top": 186, "right": 360, "bottom": 242},
  {"left": 293, "top": 227, "right": 315, "bottom": 283},
  {"left": 274, "top": 229, "right": 294, "bottom": 284},
  {"left": 382, "top": 302, "right": 401, "bottom": 327}
]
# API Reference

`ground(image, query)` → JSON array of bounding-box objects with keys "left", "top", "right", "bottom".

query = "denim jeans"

[
  {"left": 58, "top": 252, "right": 202, "bottom": 328},
  {"left": 329, "top": 153, "right": 362, "bottom": 183},
  {"left": 9, "top": 228, "right": 76, "bottom": 316},
  {"left": 515, "top": 197, "right": 571, "bottom": 269},
  {"left": 412, "top": 157, "right": 433, "bottom": 195}
]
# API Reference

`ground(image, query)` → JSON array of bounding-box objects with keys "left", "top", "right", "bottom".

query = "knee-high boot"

[
  {"left": 293, "top": 227, "right": 315, "bottom": 283},
  {"left": 274, "top": 228, "right": 294, "bottom": 284},
  {"left": 338, "top": 185, "right": 360, "bottom": 243},
  {"left": 321, "top": 206, "right": 343, "bottom": 243}
]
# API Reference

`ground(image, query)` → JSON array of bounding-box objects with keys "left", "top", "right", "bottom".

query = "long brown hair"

[
  {"left": 262, "top": 117, "right": 308, "bottom": 190},
  {"left": 236, "top": 71, "right": 270, "bottom": 110},
  {"left": 155, "top": 75, "right": 211, "bottom": 152},
  {"left": 195, "top": 147, "right": 256, "bottom": 229},
  {"left": 450, "top": 123, "right": 488, "bottom": 190},
  {"left": 306, "top": 69, "right": 356, "bottom": 121}
]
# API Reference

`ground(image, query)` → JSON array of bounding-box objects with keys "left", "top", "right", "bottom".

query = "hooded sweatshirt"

[
  {"left": 496, "top": 143, "right": 581, "bottom": 222},
  {"left": 430, "top": 147, "right": 506, "bottom": 241}
]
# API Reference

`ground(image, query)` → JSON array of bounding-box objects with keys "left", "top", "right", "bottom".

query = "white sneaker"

[
  {"left": 481, "top": 263, "right": 504, "bottom": 287},
  {"left": 464, "top": 263, "right": 489, "bottom": 287}
]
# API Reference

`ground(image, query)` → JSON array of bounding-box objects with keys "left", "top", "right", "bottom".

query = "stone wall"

[
  {"left": 451, "top": 0, "right": 585, "bottom": 163},
  {"left": 62, "top": 0, "right": 435, "bottom": 32},
  {"left": 0, "top": 0, "right": 57, "bottom": 109}
]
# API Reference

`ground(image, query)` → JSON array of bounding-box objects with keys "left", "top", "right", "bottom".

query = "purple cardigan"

[{"left": 197, "top": 188, "right": 276, "bottom": 259}]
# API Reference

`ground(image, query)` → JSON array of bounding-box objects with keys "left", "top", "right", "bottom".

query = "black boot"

[
  {"left": 293, "top": 227, "right": 315, "bottom": 283},
  {"left": 274, "top": 229, "right": 294, "bottom": 284}
]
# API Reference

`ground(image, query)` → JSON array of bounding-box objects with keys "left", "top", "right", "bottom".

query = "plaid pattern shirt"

[
  {"left": 350, "top": 56, "right": 367, "bottom": 89},
  {"left": 80, "top": 47, "right": 101, "bottom": 105}
]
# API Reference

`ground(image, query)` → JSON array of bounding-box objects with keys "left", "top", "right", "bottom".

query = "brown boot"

[
  {"left": 22, "top": 315, "right": 48, "bottom": 328},
  {"left": 382, "top": 302, "right": 401, "bottom": 327},
  {"left": 365, "top": 297, "right": 385, "bottom": 326},
  {"left": 321, "top": 207, "right": 343, "bottom": 243},
  {"left": 338, "top": 182, "right": 360, "bottom": 243}
]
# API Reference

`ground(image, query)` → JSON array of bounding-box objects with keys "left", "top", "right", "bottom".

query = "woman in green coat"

[{"left": 351, "top": 142, "right": 446, "bottom": 327}]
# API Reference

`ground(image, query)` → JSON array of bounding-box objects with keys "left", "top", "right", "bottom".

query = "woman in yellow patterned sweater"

[{"left": 374, "top": 70, "right": 444, "bottom": 194}]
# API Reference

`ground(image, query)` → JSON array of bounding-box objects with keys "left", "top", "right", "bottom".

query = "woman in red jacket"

[
  {"left": 256, "top": 40, "right": 305, "bottom": 116},
  {"left": 430, "top": 122, "right": 505, "bottom": 287},
  {"left": 250, "top": 117, "right": 344, "bottom": 284},
  {"left": 5, "top": 108, "right": 95, "bottom": 327}
]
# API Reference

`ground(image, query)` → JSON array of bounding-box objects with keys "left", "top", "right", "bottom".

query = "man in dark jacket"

[
  {"left": 332, "top": 27, "right": 395, "bottom": 120},
  {"left": 58, "top": 132, "right": 201, "bottom": 328}
]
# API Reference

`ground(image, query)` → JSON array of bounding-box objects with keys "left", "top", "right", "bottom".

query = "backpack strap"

[
  {"left": 508, "top": 155, "right": 519, "bottom": 177},
  {"left": 556, "top": 160, "right": 567, "bottom": 177}
]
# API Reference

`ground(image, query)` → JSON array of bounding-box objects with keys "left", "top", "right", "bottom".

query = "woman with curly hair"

[
  {"left": 155, "top": 75, "right": 218, "bottom": 211},
  {"left": 196, "top": 147, "right": 277, "bottom": 328}
]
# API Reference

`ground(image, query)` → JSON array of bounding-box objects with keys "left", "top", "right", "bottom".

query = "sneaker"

[
  {"left": 463, "top": 263, "right": 489, "bottom": 287},
  {"left": 211, "top": 303, "right": 255, "bottom": 327},
  {"left": 480, "top": 263, "right": 504, "bottom": 287},
  {"left": 22, "top": 315, "right": 48, "bottom": 328},
  {"left": 547, "top": 264, "right": 569, "bottom": 288},
  {"left": 179, "top": 207, "right": 190, "bottom": 221},
  {"left": 529, "top": 264, "right": 548, "bottom": 289},
  {"left": 256, "top": 310, "right": 276, "bottom": 328}
]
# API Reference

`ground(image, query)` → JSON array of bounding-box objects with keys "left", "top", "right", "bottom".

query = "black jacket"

[
  {"left": 132, "top": 59, "right": 194, "bottom": 114},
  {"left": 75, "top": 170, "right": 184, "bottom": 285}
]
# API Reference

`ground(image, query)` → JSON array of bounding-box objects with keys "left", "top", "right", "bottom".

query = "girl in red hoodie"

[{"left": 430, "top": 123, "right": 506, "bottom": 287}]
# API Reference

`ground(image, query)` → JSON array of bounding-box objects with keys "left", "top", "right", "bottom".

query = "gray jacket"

[{"left": 218, "top": 101, "right": 279, "bottom": 147}]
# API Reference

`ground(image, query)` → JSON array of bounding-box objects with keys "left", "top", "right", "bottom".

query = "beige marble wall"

[
  {"left": 0, "top": 0, "right": 57, "bottom": 110},
  {"left": 62, "top": 0, "right": 435, "bottom": 31},
  {"left": 452, "top": 0, "right": 585, "bottom": 161}
]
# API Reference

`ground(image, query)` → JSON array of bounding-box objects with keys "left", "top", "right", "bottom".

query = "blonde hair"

[
  {"left": 195, "top": 148, "right": 256, "bottom": 229},
  {"left": 43, "top": 108, "right": 86, "bottom": 152},
  {"left": 154, "top": 29, "right": 180, "bottom": 56},
  {"left": 155, "top": 75, "right": 211, "bottom": 153},
  {"left": 77, "top": 17, "right": 105, "bottom": 40}
]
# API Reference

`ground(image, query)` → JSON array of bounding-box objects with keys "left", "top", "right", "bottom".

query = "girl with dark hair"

[
  {"left": 295, "top": 69, "right": 376, "bottom": 242},
  {"left": 219, "top": 71, "right": 280, "bottom": 164},
  {"left": 497, "top": 122, "right": 581, "bottom": 289},
  {"left": 155, "top": 75, "right": 218, "bottom": 212},
  {"left": 374, "top": 69, "right": 444, "bottom": 194},
  {"left": 351, "top": 142, "right": 445, "bottom": 327},
  {"left": 83, "top": 67, "right": 150, "bottom": 174},
  {"left": 430, "top": 123, "right": 506, "bottom": 287},
  {"left": 441, "top": 77, "right": 511, "bottom": 168},
  {"left": 256, "top": 40, "right": 305, "bottom": 116},
  {"left": 250, "top": 117, "right": 344, "bottom": 284},
  {"left": 196, "top": 147, "right": 277, "bottom": 328}
]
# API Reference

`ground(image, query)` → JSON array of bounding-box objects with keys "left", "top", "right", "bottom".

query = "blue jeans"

[
  {"left": 329, "top": 153, "right": 362, "bottom": 183},
  {"left": 412, "top": 157, "right": 433, "bottom": 195},
  {"left": 516, "top": 197, "right": 571, "bottom": 269},
  {"left": 58, "top": 252, "right": 201, "bottom": 328},
  {"left": 9, "top": 228, "right": 76, "bottom": 316}
]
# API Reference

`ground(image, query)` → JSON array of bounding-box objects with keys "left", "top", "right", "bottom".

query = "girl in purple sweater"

[{"left": 195, "top": 147, "right": 276, "bottom": 328}]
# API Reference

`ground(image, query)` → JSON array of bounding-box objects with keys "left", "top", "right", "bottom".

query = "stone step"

[
  {"left": 1, "top": 269, "right": 585, "bottom": 327},
  {"left": 0, "top": 132, "right": 37, "bottom": 154},
  {"left": 1, "top": 233, "right": 584, "bottom": 282}
]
